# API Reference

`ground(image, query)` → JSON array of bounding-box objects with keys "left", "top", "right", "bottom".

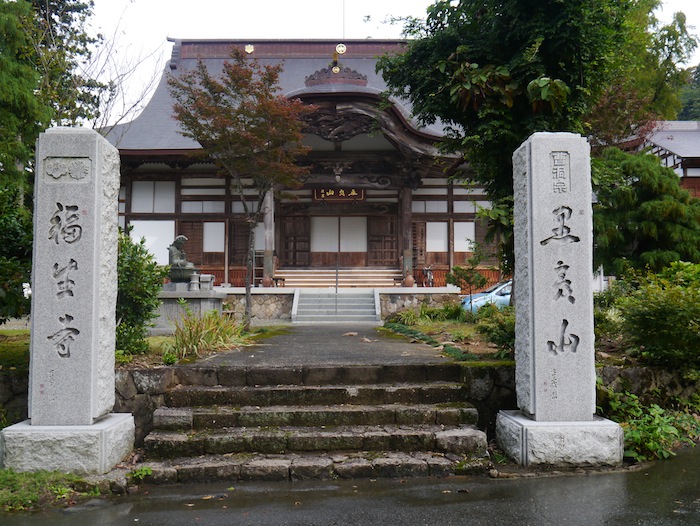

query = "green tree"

[
  {"left": 0, "top": 0, "right": 52, "bottom": 323},
  {"left": 116, "top": 228, "right": 168, "bottom": 353},
  {"left": 31, "top": 0, "right": 105, "bottom": 125},
  {"left": 445, "top": 241, "right": 490, "bottom": 297},
  {"left": 168, "top": 50, "right": 311, "bottom": 330},
  {"left": 0, "top": 186, "right": 33, "bottom": 324},
  {"left": 588, "top": 3, "right": 697, "bottom": 148},
  {"left": 0, "top": 0, "right": 52, "bottom": 182},
  {"left": 679, "top": 65, "right": 700, "bottom": 120},
  {"left": 377, "top": 0, "right": 634, "bottom": 265},
  {"left": 592, "top": 148, "right": 700, "bottom": 275}
]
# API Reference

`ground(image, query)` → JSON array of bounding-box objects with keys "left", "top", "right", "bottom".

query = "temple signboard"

[{"left": 312, "top": 188, "right": 365, "bottom": 203}]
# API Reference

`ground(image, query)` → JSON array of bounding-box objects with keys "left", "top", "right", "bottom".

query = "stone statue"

[{"left": 168, "top": 235, "right": 198, "bottom": 282}]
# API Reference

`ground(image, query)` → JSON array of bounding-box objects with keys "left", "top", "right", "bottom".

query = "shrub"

[
  {"left": 116, "top": 228, "right": 169, "bottom": 353},
  {"left": 616, "top": 263, "right": 700, "bottom": 367},
  {"left": 476, "top": 305, "right": 515, "bottom": 359}
]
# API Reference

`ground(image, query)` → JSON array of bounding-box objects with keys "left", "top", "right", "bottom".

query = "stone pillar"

[
  {"left": 262, "top": 191, "right": 274, "bottom": 287},
  {"left": 0, "top": 128, "right": 134, "bottom": 474},
  {"left": 496, "top": 132, "right": 622, "bottom": 467},
  {"left": 400, "top": 187, "right": 414, "bottom": 286}
]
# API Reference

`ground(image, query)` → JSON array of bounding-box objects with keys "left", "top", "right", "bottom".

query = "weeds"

[
  {"left": 598, "top": 385, "right": 700, "bottom": 462},
  {"left": 0, "top": 470, "right": 83, "bottom": 511},
  {"left": 165, "top": 299, "right": 249, "bottom": 361}
]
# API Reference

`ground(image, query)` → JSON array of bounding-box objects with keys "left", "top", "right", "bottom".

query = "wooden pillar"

[
  {"left": 262, "top": 191, "right": 275, "bottom": 287},
  {"left": 400, "top": 186, "right": 414, "bottom": 287}
]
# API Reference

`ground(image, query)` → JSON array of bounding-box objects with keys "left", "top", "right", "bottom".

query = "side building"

[
  {"left": 642, "top": 120, "right": 700, "bottom": 198},
  {"left": 106, "top": 39, "right": 495, "bottom": 288}
]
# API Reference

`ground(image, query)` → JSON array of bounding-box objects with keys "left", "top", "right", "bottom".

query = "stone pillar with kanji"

[
  {"left": 496, "top": 132, "right": 623, "bottom": 467},
  {"left": 0, "top": 128, "right": 134, "bottom": 474}
]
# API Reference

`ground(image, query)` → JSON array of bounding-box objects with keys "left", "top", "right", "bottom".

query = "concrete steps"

[
  {"left": 141, "top": 363, "right": 488, "bottom": 483},
  {"left": 294, "top": 291, "right": 378, "bottom": 323}
]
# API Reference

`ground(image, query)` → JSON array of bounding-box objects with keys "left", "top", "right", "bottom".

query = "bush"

[
  {"left": 475, "top": 305, "right": 515, "bottom": 359},
  {"left": 116, "top": 228, "right": 169, "bottom": 353},
  {"left": 616, "top": 263, "right": 700, "bottom": 367}
]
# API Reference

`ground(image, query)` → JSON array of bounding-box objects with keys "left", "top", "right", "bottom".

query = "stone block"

[
  {"left": 240, "top": 458, "right": 290, "bottom": 481},
  {"left": 115, "top": 370, "right": 138, "bottom": 400},
  {"left": 435, "top": 427, "right": 487, "bottom": 454},
  {"left": 176, "top": 367, "right": 220, "bottom": 386},
  {"left": 0, "top": 413, "right": 134, "bottom": 474},
  {"left": 177, "top": 462, "right": 240, "bottom": 483},
  {"left": 153, "top": 407, "right": 193, "bottom": 430},
  {"left": 290, "top": 457, "right": 334, "bottom": 480},
  {"left": 334, "top": 458, "right": 375, "bottom": 479},
  {"left": 496, "top": 410, "right": 623, "bottom": 467},
  {"left": 372, "top": 454, "right": 429, "bottom": 478},
  {"left": 132, "top": 368, "right": 175, "bottom": 394},
  {"left": 247, "top": 367, "right": 303, "bottom": 386}
]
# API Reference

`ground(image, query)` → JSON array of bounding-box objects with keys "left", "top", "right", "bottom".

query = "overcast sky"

[{"left": 89, "top": 0, "right": 700, "bottom": 123}]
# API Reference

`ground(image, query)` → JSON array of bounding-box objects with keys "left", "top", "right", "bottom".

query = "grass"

[
  {"left": 0, "top": 331, "right": 30, "bottom": 372},
  {"left": 0, "top": 469, "right": 95, "bottom": 512}
]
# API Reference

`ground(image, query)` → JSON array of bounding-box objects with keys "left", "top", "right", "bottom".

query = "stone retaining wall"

[
  {"left": 224, "top": 293, "right": 293, "bottom": 322},
  {"left": 2, "top": 365, "right": 699, "bottom": 446},
  {"left": 378, "top": 292, "right": 461, "bottom": 318}
]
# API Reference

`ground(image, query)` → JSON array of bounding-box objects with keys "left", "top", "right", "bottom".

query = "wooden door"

[
  {"left": 280, "top": 216, "right": 310, "bottom": 267},
  {"left": 368, "top": 216, "right": 398, "bottom": 267}
]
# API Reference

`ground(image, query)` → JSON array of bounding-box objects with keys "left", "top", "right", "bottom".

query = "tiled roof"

[
  {"left": 105, "top": 39, "right": 446, "bottom": 151},
  {"left": 646, "top": 121, "right": 700, "bottom": 159}
]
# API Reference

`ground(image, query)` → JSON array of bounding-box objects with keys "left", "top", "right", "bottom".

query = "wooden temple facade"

[{"left": 107, "top": 40, "right": 496, "bottom": 287}]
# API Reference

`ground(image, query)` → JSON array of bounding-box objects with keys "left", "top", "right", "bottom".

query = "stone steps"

[
  {"left": 140, "top": 451, "right": 487, "bottom": 484},
  {"left": 294, "top": 291, "right": 379, "bottom": 323},
  {"left": 165, "top": 383, "right": 467, "bottom": 407},
  {"left": 145, "top": 424, "right": 485, "bottom": 459},
  {"left": 142, "top": 363, "right": 489, "bottom": 481},
  {"left": 154, "top": 403, "right": 478, "bottom": 430},
  {"left": 175, "top": 363, "right": 462, "bottom": 386}
]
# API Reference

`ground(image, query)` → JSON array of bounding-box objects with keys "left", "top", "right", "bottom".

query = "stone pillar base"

[
  {"left": 496, "top": 410, "right": 623, "bottom": 467},
  {"left": 0, "top": 413, "right": 134, "bottom": 475}
]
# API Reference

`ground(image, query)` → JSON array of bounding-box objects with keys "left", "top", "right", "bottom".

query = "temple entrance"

[{"left": 279, "top": 215, "right": 398, "bottom": 269}]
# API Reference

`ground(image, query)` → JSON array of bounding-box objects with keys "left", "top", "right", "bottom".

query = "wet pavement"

[
  {"left": 3, "top": 446, "right": 699, "bottom": 525},
  {"left": 199, "top": 323, "right": 448, "bottom": 367}
]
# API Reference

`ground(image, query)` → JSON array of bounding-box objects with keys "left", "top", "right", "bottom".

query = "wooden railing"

[{"left": 412, "top": 266, "right": 502, "bottom": 292}]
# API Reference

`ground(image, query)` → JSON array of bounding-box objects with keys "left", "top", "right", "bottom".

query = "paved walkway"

[{"left": 197, "top": 323, "right": 448, "bottom": 367}]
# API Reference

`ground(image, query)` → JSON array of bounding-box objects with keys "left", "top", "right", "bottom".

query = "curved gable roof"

[{"left": 105, "top": 39, "right": 447, "bottom": 152}]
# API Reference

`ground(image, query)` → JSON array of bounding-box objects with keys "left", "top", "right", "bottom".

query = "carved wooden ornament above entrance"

[{"left": 305, "top": 67, "right": 368, "bottom": 87}]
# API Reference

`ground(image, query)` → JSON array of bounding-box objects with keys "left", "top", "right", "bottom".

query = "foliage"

[
  {"left": 116, "top": 228, "right": 168, "bottom": 354},
  {"left": 446, "top": 241, "right": 491, "bottom": 296},
  {"left": 378, "top": 0, "right": 633, "bottom": 206},
  {"left": 679, "top": 65, "right": 700, "bottom": 120},
  {"left": 592, "top": 148, "right": 700, "bottom": 276},
  {"left": 31, "top": 0, "right": 105, "bottom": 125},
  {"left": 475, "top": 305, "right": 515, "bottom": 360},
  {"left": 168, "top": 49, "right": 311, "bottom": 330},
  {"left": 587, "top": 2, "right": 697, "bottom": 148},
  {"left": 0, "top": 186, "right": 32, "bottom": 323},
  {"left": 615, "top": 264, "right": 700, "bottom": 368},
  {"left": 0, "top": 0, "right": 52, "bottom": 183},
  {"left": 166, "top": 300, "right": 248, "bottom": 361},
  {"left": 598, "top": 387, "right": 700, "bottom": 461},
  {"left": 0, "top": 469, "right": 83, "bottom": 511}
]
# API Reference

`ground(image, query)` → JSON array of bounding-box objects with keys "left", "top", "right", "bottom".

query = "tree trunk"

[{"left": 244, "top": 219, "right": 256, "bottom": 332}]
